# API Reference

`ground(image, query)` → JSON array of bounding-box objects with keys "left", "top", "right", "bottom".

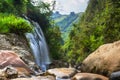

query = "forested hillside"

[
  {"left": 63, "top": 0, "right": 120, "bottom": 64},
  {"left": 52, "top": 11, "right": 83, "bottom": 41}
]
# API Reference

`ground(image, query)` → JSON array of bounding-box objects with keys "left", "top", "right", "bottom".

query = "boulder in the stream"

[
  {"left": 0, "top": 50, "right": 33, "bottom": 77},
  {"left": 81, "top": 40, "right": 120, "bottom": 76},
  {"left": 72, "top": 73, "right": 108, "bottom": 80},
  {"left": 47, "top": 68, "right": 77, "bottom": 79},
  {"left": 109, "top": 71, "right": 120, "bottom": 80},
  {"left": 11, "top": 75, "right": 55, "bottom": 80}
]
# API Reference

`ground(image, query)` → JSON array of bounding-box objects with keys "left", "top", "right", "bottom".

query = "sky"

[{"left": 41, "top": 0, "right": 89, "bottom": 14}]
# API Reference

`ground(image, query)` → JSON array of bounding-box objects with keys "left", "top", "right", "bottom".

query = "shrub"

[
  {"left": 0, "top": 13, "right": 32, "bottom": 34},
  {"left": 0, "top": 0, "right": 28, "bottom": 15}
]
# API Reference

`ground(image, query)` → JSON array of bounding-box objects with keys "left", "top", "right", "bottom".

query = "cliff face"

[
  {"left": 0, "top": 33, "right": 34, "bottom": 63},
  {"left": 62, "top": 0, "right": 120, "bottom": 63}
]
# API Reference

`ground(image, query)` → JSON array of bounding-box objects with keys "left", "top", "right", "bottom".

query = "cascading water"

[{"left": 25, "top": 21, "right": 51, "bottom": 71}]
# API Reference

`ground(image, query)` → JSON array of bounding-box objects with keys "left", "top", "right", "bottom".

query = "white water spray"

[{"left": 25, "top": 21, "right": 51, "bottom": 71}]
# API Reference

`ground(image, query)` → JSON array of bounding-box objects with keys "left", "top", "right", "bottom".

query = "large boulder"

[
  {"left": 81, "top": 40, "right": 120, "bottom": 76},
  {"left": 47, "top": 68, "right": 77, "bottom": 79},
  {"left": 11, "top": 76, "right": 55, "bottom": 80},
  {"left": 0, "top": 50, "right": 33, "bottom": 76},
  {"left": 72, "top": 73, "right": 108, "bottom": 80}
]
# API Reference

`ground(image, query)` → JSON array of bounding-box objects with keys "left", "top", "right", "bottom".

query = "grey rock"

[{"left": 109, "top": 71, "right": 120, "bottom": 80}]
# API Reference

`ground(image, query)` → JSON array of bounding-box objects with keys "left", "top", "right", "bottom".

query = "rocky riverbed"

[{"left": 0, "top": 33, "right": 120, "bottom": 80}]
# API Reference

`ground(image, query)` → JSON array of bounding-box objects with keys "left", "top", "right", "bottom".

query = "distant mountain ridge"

[
  {"left": 51, "top": 11, "right": 62, "bottom": 19},
  {"left": 51, "top": 11, "right": 83, "bottom": 40}
]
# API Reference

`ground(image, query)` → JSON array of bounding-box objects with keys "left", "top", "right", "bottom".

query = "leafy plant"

[
  {"left": 0, "top": 0, "right": 28, "bottom": 15},
  {"left": 0, "top": 13, "right": 32, "bottom": 34}
]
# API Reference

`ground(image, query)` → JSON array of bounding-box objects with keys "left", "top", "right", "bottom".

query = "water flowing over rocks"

[
  {"left": 25, "top": 21, "right": 51, "bottom": 71},
  {"left": 81, "top": 40, "right": 120, "bottom": 76},
  {"left": 1, "top": 31, "right": 120, "bottom": 79}
]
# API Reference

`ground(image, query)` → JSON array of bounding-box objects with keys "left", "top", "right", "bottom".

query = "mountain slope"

[{"left": 52, "top": 12, "right": 83, "bottom": 40}]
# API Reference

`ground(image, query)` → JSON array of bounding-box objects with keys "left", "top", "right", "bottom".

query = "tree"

[
  {"left": 46, "top": 26, "right": 63, "bottom": 60},
  {"left": 0, "top": 0, "right": 28, "bottom": 15}
]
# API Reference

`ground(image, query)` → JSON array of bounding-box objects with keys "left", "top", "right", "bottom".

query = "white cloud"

[
  {"left": 41, "top": 0, "right": 89, "bottom": 14},
  {"left": 42, "top": 0, "right": 53, "bottom": 3}
]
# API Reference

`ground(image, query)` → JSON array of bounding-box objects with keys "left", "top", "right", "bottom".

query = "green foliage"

[
  {"left": 45, "top": 26, "right": 63, "bottom": 60},
  {"left": 0, "top": 0, "right": 28, "bottom": 15},
  {"left": 12, "top": 0, "right": 28, "bottom": 14},
  {"left": 52, "top": 12, "right": 83, "bottom": 41},
  {"left": 27, "top": 0, "right": 52, "bottom": 31},
  {"left": 63, "top": 0, "right": 120, "bottom": 65},
  {"left": 0, "top": 13, "right": 32, "bottom": 34}
]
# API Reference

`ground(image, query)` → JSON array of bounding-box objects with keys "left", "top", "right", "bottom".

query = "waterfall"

[{"left": 25, "top": 21, "right": 51, "bottom": 71}]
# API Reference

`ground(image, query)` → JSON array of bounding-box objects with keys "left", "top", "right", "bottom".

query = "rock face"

[
  {"left": 0, "top": 50, "right": 33, "bottom": 76},
  {"left": 47, "top": 68, "right": 76, "bottom": 79},
  {"left": 0, "top": 34, "right": 33, "bottom": 62},
  {"left": 72, "top": 73, "right": 108, "bottom": 80},
  {"left": 81, "top": 40, "right": 120, "bottom": 76}
]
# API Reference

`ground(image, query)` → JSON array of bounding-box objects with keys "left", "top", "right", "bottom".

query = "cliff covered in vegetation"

[{"left": 63, "top": 0, "right": 120, "bottom": 64}]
